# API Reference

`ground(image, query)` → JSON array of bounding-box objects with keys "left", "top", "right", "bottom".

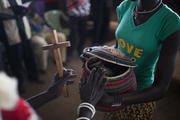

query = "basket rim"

[{"left": 85, "top": 57, "right": 132, "bottom": 79}]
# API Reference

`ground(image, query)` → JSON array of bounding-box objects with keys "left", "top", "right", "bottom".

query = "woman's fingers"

[
  {"left": 79, "top": 75, "right": 86, "bottom": 88},
  {"left": 101, "top": 78, "right": 108, "bottom": 89},
  {"left": 87, "top": 68, "right": 96, "bottom": 85},
  {"left": 96, "top": 68, "right": 106, "bottom": 89}
]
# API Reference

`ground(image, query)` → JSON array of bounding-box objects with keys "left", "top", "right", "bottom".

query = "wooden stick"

[
  {"left": 49, "top": 30, "right": 70, "bottom": 97},
  {"left": 42, "top": 42, "right": 70, "bottom": 50}
]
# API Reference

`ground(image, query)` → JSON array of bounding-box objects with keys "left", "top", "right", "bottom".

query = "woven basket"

[{"left": 82, "top": 46, "right": 137, "bottom": 112}]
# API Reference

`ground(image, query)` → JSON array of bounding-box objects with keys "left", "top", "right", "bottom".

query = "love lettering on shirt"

[{"left": 118, "top": 38, "right": 143, "bottom": 62}]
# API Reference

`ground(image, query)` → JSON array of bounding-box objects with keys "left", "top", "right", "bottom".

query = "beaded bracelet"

[
  {"left": 76, "top": 117, "right": 90, "bottom": 120},
  {"left": 80, "top": 103, "right": 96, "bottom": 114},
  {"left": 77, "top": 102, "right": 96, "bottom": 119}
]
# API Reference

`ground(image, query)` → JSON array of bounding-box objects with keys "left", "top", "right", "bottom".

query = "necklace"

[{"left": 133, "top": 0, "right": 162, "bottom": 19}]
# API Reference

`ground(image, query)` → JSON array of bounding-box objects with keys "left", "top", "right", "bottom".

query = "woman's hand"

[
  {"left": 47, "top": 68, "right": 76, "bottom": 98},
  {"left": 79, "top": 67, "right": 107, "bottom": 106}
]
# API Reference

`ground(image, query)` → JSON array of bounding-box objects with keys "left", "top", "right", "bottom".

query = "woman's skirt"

[{"left": 104, "top": 102, "right": 156, "bottom": 120}]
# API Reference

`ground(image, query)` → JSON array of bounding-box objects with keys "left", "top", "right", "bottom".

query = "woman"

[{"left": 91, "top": 0, "right": 180, "bottom": 119}]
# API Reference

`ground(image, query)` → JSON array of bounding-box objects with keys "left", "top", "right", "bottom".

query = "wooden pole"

[{"left": 42, "top": 30, "right": 71, "bottom": 97}]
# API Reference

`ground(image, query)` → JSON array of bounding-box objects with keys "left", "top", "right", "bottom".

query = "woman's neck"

[{"left": 137, "top": 0, "right": 161, "bottom": 12}]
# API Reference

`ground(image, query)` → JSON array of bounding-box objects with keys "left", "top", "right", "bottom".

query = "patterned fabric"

[
  {"left": 104, "top": 102, "right": 156, "bottom": 120},
  {"left": 66, "top": 0, "right": 90, "bottom": 17},
  {"left": 82, "top": 46, "right": 137, "bottom": 112},
  {"left": 84, "top": 46, "right": 137, "bottom": 67}
]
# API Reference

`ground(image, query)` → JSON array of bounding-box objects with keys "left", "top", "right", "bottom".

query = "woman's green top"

[{"left": 115, "top": 0, "right": 180, "bottom": 89}]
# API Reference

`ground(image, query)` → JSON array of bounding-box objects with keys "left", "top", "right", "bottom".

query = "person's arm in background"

[
  {"left": 0, "top": 8, "right": 14, "bottom": 15},
  {"left": 0, "top": 13, "right": 16, "bottom": 20},
  {"left": 97, "top": 30, "right": 180, "bottom": 107},
  {"left": 0, "top": 6, "right": 29, "bottom": 21},
  {"left": 0, "top": 7, "right": 16, "bottom": 20},
  {"left": 27, "top": 68, "right": 76, "bottom": 109}
]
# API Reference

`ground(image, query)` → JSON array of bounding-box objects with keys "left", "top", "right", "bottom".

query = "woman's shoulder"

[
  {"left": 157, "top": 4, "right": 180, "bottom": 41},
  {"left": 116, "top": 0, "right": 135, "bottom": 13},
  {"left": 161, "top": 4, "right": 180, "bottom": 20},
  {"left": 117, "top": 0, "right": 135, "bottom": 8}
]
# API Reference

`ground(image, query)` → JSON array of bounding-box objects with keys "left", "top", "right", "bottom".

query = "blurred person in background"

[
  {"left": 66, "top": 0, "right": 91, "bottom": 60},
  {"left": 0, "top": 0, "right": 41, "bottom": 94},
  {"left": 90, "top": 0, "right": 113, "bottom": 45}
]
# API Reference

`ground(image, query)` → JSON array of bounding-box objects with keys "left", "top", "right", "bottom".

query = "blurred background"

[{"left": 0, "top": 0, "right": 180, "bottom": 119}]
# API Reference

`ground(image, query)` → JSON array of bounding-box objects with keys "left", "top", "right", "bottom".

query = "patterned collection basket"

[{"left": 81, "top": 46, "right": 137, "bottom": 112}]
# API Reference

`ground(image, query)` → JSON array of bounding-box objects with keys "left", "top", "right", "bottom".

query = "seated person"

[{"left": 28, "top": 9, "right": 67, "bottom": 67}]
